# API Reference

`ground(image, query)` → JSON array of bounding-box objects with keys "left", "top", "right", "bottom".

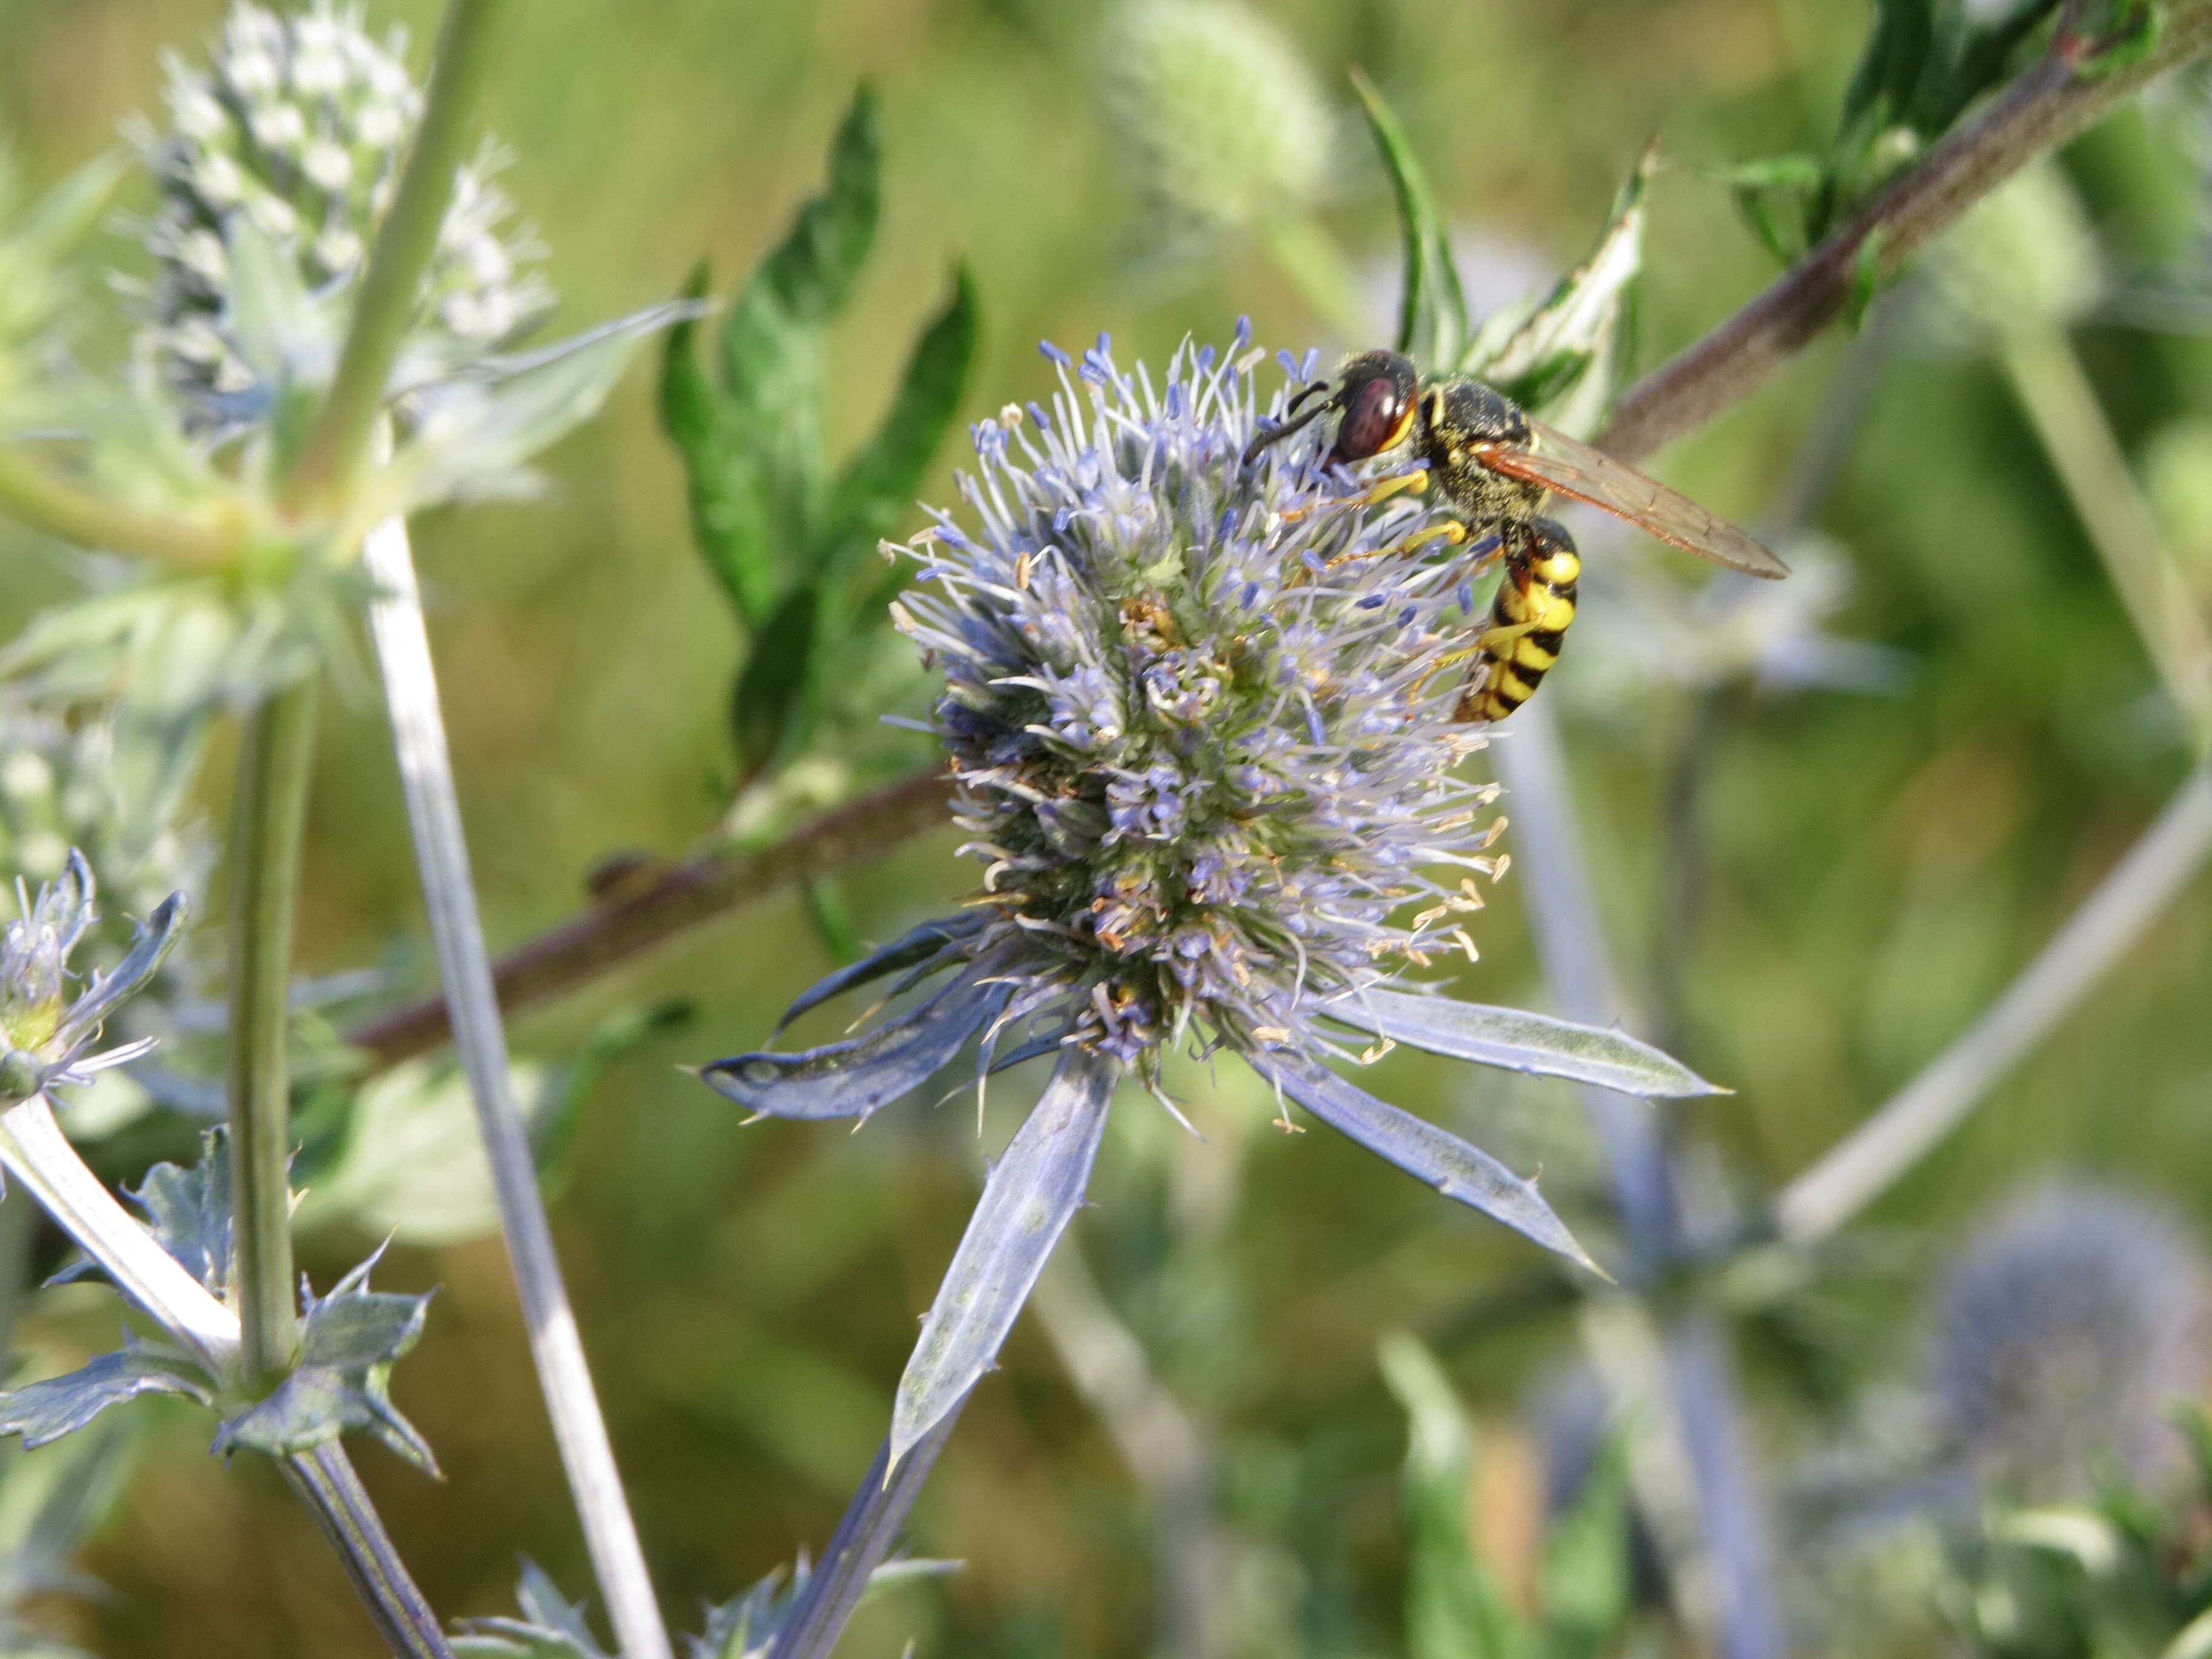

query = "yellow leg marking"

[
  {"left": 1476, "top": 621, "right": 1539, "bottom": 655},
  {"left": 1327, "top": 518, "right": 1470, "bottom": 568},
  {"left": 1279, "top": 468, "right": 1429, "bottom": 522}
]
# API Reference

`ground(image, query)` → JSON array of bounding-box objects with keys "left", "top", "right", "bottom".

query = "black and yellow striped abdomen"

[{"left": 1455, "top": 518, "right": 1580, "bottom": 724}]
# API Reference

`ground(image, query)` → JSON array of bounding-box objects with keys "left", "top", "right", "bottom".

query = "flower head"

[
  {"left": 894, "top": 327, "right": 1502, "bottom": 1077},
  {"left": 697, "top": 329, "right": 1728, "bottom": 1467},
  {"left": 138, "top": 0, "right": 552, "bottom": 418},
  {"left": 1929, "top": 1181, "right": 2208, "bottom": 1500},
  {"left": 0, "top": 851, "right": 183, "bottom": 1101}
]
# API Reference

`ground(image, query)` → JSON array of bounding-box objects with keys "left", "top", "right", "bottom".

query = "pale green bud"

[
  {"left": 1102, "top": 0, "right": 1332, "bottom": 234},
  {"left": 138, "top": 0, "right": 553, "bottom": 418},
  {"left": 1926, "top": 159, "right": 2103, "bottom": 340}
]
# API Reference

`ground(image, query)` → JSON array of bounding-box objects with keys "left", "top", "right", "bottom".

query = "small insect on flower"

[
  {"left": 1244, "top": 350, "right": 1790, "bottom": 722},
  {"left": 690, "top": 327, "right": 1728, "bottom": 1466}
]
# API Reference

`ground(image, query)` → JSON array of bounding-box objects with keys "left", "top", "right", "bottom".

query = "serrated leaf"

[
  {"left": 452, "top": 1559, "right": 609, "bottom": 1658},
  {"left": 122, "top": 1127, "right": 232, "bottom": 1296},
  {"left": 716, "top": 85, "right": 883, "bottom": 569},
  {"left": 1261, "top": 1054, "right": 1601, "bottom": 1275},
  {"left": 1379, "top": 1333, "right": 1523, "bottom": 1659},
  {"left": 686, "top": 1554, "right": 955, "bottom": 1659},
  {"left": 659, "top": 264, "right": 773, "bottom": 626},
  {"left": 0, "top": 1342, "right": 210, "bottom": 1450},
  {"left": 890, "top": 1046, "right": 1120, "bottom": 1467},
  {"left": 1324, "top": 988, "right": 1723, "bottom": 1098},
  {"left": 817, "top": 264, "right": 979, "bottom": 610},
  {"left": 212, "top": 1257, "right": 438, "bottom": 1475},
  {"left": 697, "top": 971, "right": 1010, "bottom": 1121},
  {"left": 1352, "top": 70, "right": 1467, "bottom": 370},
  {"left": 53, "top": 890, "right": 187, "bottom": 1057},
  {"left": 300, "top": 1056, "right": 554, "bottom": 1247}
]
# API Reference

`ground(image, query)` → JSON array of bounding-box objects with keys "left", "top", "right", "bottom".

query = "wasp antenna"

[{"left": 1242, "top": 389, "right": 1336, "bottom": 466}]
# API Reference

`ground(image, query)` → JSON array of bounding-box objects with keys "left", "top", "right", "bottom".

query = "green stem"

[
  {"left": 226, "top": 677, "right": 320, "bottom": 1388},
  {"left": 0, "top": 446, "right": 236, "bottom": 568},
  {"left": 2000, "top": 326, "right": 2212, "bottom": 754},
  {"left": 281, "top": 0, "right": 507, "bottom": 514}
]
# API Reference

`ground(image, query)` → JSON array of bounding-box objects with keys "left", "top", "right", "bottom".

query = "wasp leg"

[
  {"left": 1327, "top": 517, "right": 1472, "bottom": 568},
  {"left": 1278, "top": 466, "right": 1429, "bottom": 523}
]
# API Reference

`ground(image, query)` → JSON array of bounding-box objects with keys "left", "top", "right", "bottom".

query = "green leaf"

[
  {"left": 799, "top": 876, "right": 861, "bottom": 964},
  {"left": 1539, "top": 1433, "right": 1631, "bottom": 1659},
  {"left": 1324, "top": 988, "right": 1724, "bottom": 1098},
  {"left": 212, "top": 1252, "right": 438, "bottom": 1475},
  {"left": 452, "top": 1559, "right": 609, "bottom": 1659},
  {"left": 817, "top": 263, "right": 979, "bottom": 617},
  {"left": 1352, "top": 70, "right": 1467, "bottom": 370},
  {"left": 659, "top": 262, "right": 772, "bottom": 623},
  {"left": 731, "top": 581, "right": 822, "bottom": 777},
  {"left": 125, "top": 1127, "right": 232, "bottom": 1298},
  {"left": 0, "top": 1341, "right": 210, "bottom": 1450},
  {"left": 716, "top": 84, "right": 883, "bottom": 572},
  {"left": 1378, "top": 1333, "right": 1525, "bottom": 1659}
]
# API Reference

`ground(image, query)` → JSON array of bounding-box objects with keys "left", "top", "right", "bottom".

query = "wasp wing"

[{"left": 1475, "top": 421, "right": 1789, "bottom": 578}]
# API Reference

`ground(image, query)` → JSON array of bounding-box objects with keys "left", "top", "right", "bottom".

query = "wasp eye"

[{"left": 1335, "top": 375, "right": 1407, "bottom": 462}]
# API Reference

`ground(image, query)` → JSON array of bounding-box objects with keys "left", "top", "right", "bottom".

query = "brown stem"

[
  {"left": 348, "top": 768, "right": 952, "bottom": 1068},
  {"left": 1596, "top": 0, "right": 2212, "bottom": 463}
]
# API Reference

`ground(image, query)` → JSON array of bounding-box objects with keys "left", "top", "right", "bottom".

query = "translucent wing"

[{"left": 1475, "top": 421, "right": 1790, "bottom": 578}]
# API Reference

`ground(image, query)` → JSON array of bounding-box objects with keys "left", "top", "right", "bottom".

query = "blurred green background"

[{"left": 2, "top": 0, "right": 2211, "bottom": 1654}]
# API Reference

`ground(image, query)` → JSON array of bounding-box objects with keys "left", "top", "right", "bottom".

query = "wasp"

[{"left": 1245, "top": 350, "right": 1789, "bottom": 722}]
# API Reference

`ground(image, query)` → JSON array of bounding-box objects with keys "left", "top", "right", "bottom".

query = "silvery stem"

[
  {"left": 1775, "top": 764, "right": 2212, "bottom": 1242},
  {"left": 363, "top": 517, "right": 671, "bottom": 1659},
  {"left": 765, "top": 1404, "right": 966, "bottom": 1659},
  {"left": 1493, "top": 695, "right": 1782, "bottom": 1659}
]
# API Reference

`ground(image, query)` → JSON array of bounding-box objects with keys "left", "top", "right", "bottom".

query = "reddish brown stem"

[
  {"left": 348, "top": 768, "right": 952, "bottom": 1068},
  {"left": 1597, "top": 0, "right": 2212, "bottom": 463}
]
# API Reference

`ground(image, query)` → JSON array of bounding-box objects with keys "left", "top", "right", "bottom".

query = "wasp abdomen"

[{"left": 1456, "top": 518, "right": 1580, "bottom": 724}]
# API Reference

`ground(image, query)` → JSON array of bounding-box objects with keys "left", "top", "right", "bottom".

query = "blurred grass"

[{"left": 0, "top": 1, "right": 2207, "bottom": 1654}]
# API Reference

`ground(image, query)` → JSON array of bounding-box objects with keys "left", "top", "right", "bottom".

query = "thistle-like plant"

[
  {"left": 137, "top": 0, "right": 552, "bottom": 424},
  {"left": 695, "top": 324, "right": 1724, "bottom": 1467}
]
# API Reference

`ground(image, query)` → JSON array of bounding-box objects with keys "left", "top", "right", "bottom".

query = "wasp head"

[
  {"left": 1242, "top": 348, "right": 1420, "bottom": 469},
  {"left": 1326, "top": 350, "right": 1419, "bottom": 464}
]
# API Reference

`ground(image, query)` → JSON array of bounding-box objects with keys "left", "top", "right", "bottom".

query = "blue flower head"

[
  {"left": 695, "top": 329, "right": 1724, "bottom": 1466},
  {"left": 891, "top": 327, "right": 1501, "bottom": 1077}
]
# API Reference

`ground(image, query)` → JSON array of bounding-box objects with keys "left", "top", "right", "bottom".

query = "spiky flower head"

[
  {"left": 0, "top": 851, "right": 182, "bottom": 1101},
  {"left": 1929, "top": 1181, "right": 2209, "bottom": 1500},
  {"left": 891, "top": 327, "right": 1503, "bottom": 1075},
  {"left": 139, "top": 0, "right": 551, "bottom": 416},
  {"left": 1101, "top": 0, "right": 1333, "bottom": 236}
]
